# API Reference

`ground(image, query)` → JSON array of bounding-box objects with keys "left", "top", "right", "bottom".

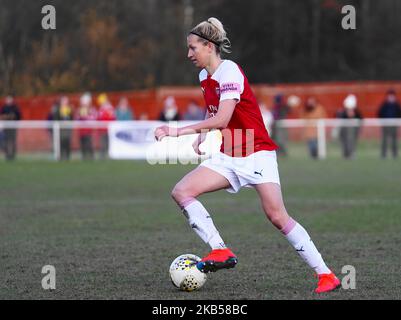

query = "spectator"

[
  {"left": 301, "top": 97, "right": 327, "bottom": 159},
  {"left": 183, "top": 100, "right": 205, "bottom": 120},
  {"left": 116, "top": 97, "right": 134, "bottom": 121},
  {"left": 271, "top": 94, "right": 290, "bottom": 156},
  {"left": 159, "top": 96, "right": 180, "bottom": 121},
  {"left": 46, "top": 99, "right": 60, "bottom": 152},
  {"left": 97, "top": 93, "right": 116, "bottom": 159},
  {"left": 76, "top": 92, "right": 97, "bottom": 160},
  {"left": 0, "top": 95, "right": 21, "bottom": 160},
  {"left": 58, "top": 96, "right": 74, "bottom": 160},
  {"left": 47, "top": 98, "right": 60, "bottom": 121},
  {"left": 287, "top": 95, "right": 301, "bottom": 110},
  {"left": 259, "top": 101, "right": 274, "bottom": 136},
  {"left": 139, "top": 113, "right": 149, "bottom": 120},
  {"left": 377, "top": 89, "right": 401, "bottom": 158},
  {"left": 336, "top": 94, "right": 363, "bottom": 159},
  {"left": 0, "top": 126, "right": 3, "bottom": 152}
]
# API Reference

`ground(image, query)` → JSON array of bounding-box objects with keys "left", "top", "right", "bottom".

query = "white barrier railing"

[
  {"left": 0, "top": 119, "right": 400, "bottom": 160},
  {"left": 277, "top": 118, "right": 401, "bottom": 159}
]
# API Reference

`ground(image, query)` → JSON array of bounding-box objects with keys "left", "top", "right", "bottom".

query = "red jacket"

[{"left": 97, "top": 104, "right": 116, "bottom": 133}]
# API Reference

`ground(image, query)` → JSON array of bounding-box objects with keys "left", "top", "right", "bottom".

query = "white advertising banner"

[{"left": 108, "top": 121, "right": 221, "bottom": 162}]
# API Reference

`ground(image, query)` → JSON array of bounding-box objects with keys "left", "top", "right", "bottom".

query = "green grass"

[{"left": 0, "top": 155, "right": 401, "bottom": 299}]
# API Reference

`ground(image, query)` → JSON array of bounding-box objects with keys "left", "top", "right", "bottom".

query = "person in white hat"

[
  {"left": 76, "top": 92, "right": 97, "bottom": 160},
  {"left": 336, "top": 94, "right": 363, "bottom": 159}
]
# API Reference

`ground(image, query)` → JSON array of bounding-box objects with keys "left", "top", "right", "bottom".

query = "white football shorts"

[{"left": 200, "top": 150, "right": 281, "bottom": 193}]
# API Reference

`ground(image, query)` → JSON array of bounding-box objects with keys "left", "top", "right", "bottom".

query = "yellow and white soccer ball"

[{"left": 169, "top": 254, "right": 207, "bottom": 292}]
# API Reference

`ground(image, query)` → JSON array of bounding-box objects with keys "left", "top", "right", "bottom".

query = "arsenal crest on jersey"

[
  {"left": 208, "top": 105, "right": 218, "bottom": 115},
  {"left": 215, "top": 86, "right": 220, "bottom": 96}
]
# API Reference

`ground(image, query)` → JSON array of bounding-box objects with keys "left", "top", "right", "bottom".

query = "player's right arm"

[{"left": 192, "top": 110, "right": 211, "bottom": 155}]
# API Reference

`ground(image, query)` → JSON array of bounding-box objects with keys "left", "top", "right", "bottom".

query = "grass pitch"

[{"left": 0, "top": 153, "right": 400, "bottom": 299}]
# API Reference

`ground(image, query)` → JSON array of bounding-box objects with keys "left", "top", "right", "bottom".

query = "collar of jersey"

[{"left": 207, "top": 59, "right": 226, "bottom": 79}]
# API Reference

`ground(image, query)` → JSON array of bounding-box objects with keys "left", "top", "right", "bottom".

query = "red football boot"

[
  {"left": 196, "top": 248, "right": 238, "bottom": 273},
  {"left": 315, "top": 272, "right": 341, "bottom": 293}
]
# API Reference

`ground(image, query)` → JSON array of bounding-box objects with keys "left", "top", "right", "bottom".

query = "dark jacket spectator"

[
  {"left": 0, "top": 95, "right": 22, "bottom": 160},
  {"left": 378, "top": 91, "right": 401, "bottom": 119},
  {"left": 377, "top": 89, "right": 401, "bottom": 158}
]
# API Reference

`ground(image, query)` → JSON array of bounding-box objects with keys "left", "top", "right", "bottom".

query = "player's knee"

[
  {"left": 265, "top": 207, "right": 288, "bottom": 229},
  {"left": 171, "top": 185, "right": 182, "bottom": 203},
  {"left": 268, "top": 214, "right": 285, "bottom": 229},
  {"left": 171, "top": 183, "right": 193, "bottom": 204}
]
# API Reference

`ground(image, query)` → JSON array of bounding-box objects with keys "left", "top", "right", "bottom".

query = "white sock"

[
  {"left": 281, "top": 218, "right": 331, "bottom": 275},
  {"left": 182, "top": 200, "right": 226, "bottom": 249}
]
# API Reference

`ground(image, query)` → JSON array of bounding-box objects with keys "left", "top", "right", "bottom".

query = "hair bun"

[{"left": 190, "top": 17, "right": 231, "bottom": 54}]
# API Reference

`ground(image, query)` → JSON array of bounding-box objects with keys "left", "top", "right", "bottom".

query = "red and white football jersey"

[{"left": 199, "top": 60, "right": 278, "bottom": 157}]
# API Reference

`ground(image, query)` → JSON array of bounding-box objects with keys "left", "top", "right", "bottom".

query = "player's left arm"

[{"left": 179, "top": 99, "right": 237, "bottom": 133}]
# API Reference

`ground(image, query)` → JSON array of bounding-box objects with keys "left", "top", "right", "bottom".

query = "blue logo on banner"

[
  {"left": 115, "top": 129, "right": 152, "bottom": 144},
  {"left": 116, "top": 131, "right": 133, "bottom": 142}
]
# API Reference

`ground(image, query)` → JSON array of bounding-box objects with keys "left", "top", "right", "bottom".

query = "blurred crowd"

[
  {"left": 46, "top": 93, "right": 133, "bottom": 160},
  {"left": 1, "top": 89, "right": 400, "bottom": 161},
  {"left": 258, "top": 89, "right": 401, "bottom": 160},
  {"left": 0, "top": 93, "right": 206, "bottom": 161},
  {"left": 44, "top": 93, "right": 205, "bottom": 161}
]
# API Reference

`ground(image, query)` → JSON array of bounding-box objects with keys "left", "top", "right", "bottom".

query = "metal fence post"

[
  {"left": 53, "top": 121, "right": 60, "bottom": 161},
  {"left": 317, "top": 119, "right": 327, "bottom": 159}
]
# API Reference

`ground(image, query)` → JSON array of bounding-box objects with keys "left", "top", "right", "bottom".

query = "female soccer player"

[{"left": 155, "top": 17, "right": 340, "bottom": 293}]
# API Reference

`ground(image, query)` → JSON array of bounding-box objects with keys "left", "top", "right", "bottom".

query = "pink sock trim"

[
  {"left": 178, "top": 197, "right": 196, "bottom": 210},
  {"left": 280, "top": 217, "right": 297, "bottom": 235}
]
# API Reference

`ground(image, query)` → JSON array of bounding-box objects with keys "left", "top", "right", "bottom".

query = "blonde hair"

[{"left": 189, "top": 17, "right": 231, "bottom": 54}]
